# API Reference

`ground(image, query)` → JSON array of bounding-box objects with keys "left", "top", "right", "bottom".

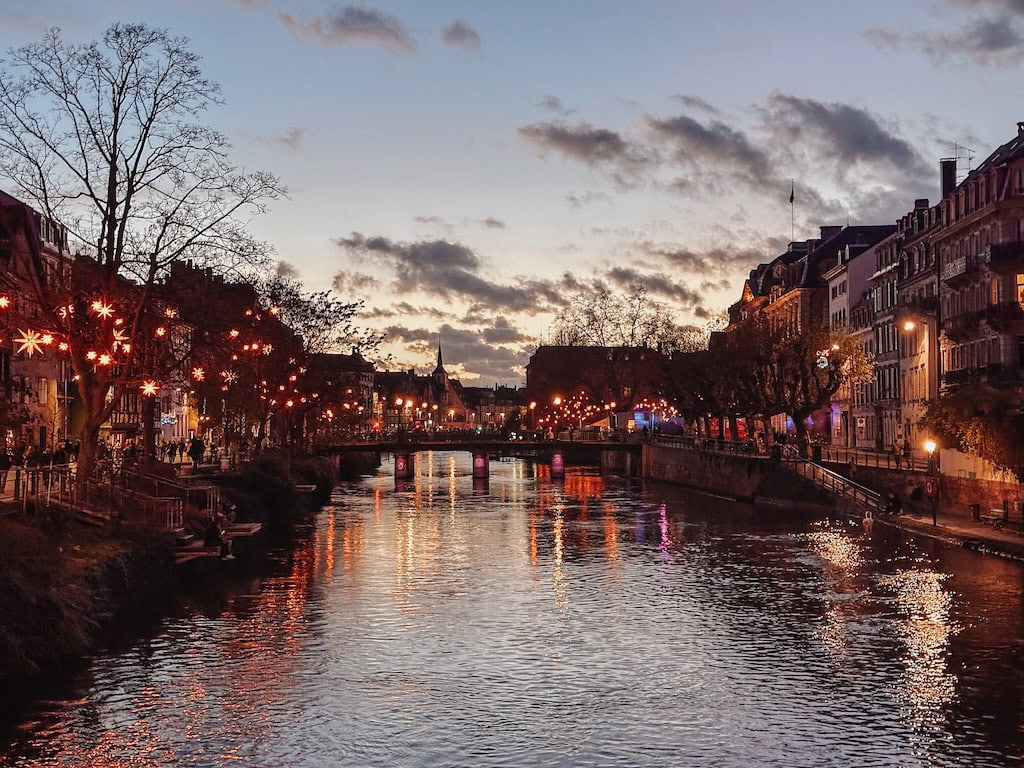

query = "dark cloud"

[
  {"left": 250, "top": 127, "right": 304, "bottom": 150},
  {"left": 541, "top": 95, "right": 571, "bottom": 115},
  {"left": 332, "top": 269, "right": 381, "bottom": 294},
  {"left": 414, "top": 215, "right": 450, "bottom": 228},
  {"left": 604, "top": 266, "right": 704, "bottom": 308},
  {"left": 383, "top": 323, "right": 533, "bottom": 384},
  {"left": 276, "top": 260, "right": 300, "bottom": 279},
  {"left": 279, "top": 5, "right": 416, "bottom": 52},
  {"left": 479, "top": 217, "right": 506, "bottom": 229},
  {"left": 645, "top": 243, "right": 767, "bottom": 276},
  {"left": 866, "top": 0, "right": 1024, "bottom": 66},
  {"left": 518, "top": 121, "right": 633, "bottom": 166},
  {"left": 334, "top": 233, "right": 564, "bottom": 313},
  {"left": 760, "top": 93, "right": 931, "bottom": 182},
  {"left": 566, "top": 190, "right": 612, "bottom": 208},
  {"left": 361, "top": 302, "right": 455, "bottom": 321},
  {"left": 673, "top": 95, "right": 721, "bottom": 116},
  {"left": 441, "top": 19, "right": 481, "bottom": 51},
  {"left": 647, "top": 113, "right": 774, "bottom": 180}
]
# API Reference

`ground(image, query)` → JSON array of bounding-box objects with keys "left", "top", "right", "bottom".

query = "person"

[
  {"left": 885, "top": 492, "right": 903, "bottom": 515},
  {"left": 893, "top": 438, "right": 903, "bottom": 470},
  {"left": 0, "top": 449, "right": 10, "bottom": 493},
  {"left": 167, "top": 441, "right": 177, "bottom": 463},
  {"left": 177, "top": 439, "right": 187, "bottom": 464},
  {"left": 189, "top": 436, "right": 204, "bottom": 466},
  {"left": 203, "top": 515, "right": 233, "bottom": 560}
]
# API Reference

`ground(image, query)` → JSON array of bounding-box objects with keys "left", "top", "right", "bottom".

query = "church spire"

[{"left": 433, "top": 334, "right": 445, "bottom": 377}]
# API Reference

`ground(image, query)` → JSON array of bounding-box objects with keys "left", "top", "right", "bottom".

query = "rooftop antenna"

[{"left": 954, "top": 140, "right": 974, "bottom": 183}]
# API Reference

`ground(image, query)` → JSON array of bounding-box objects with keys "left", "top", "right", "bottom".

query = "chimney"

[
  {"left": 940, "top": 157, "right": 957, "bottom": 199},
  {"left": 914, "top": 198, "right": 929, "bottom": 209},
  {"left": 820, "top": 225, "right": 842, "bottom": 242},
  {"left": 1018, "top": 121, "right": 1024, "bottom": 136}
]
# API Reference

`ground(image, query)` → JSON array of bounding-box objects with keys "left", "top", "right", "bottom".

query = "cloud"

[
  {"left": 441, "top": 19, "right": 481, "bottom": 51},
  {"left": 225, "top": 0, "right": 267, "bottom": 8},
  {"left": 643, "top": 243, "right": 767, "bottom": 276},
  {"left": 566, "top": 190, "right": 612, "bottom": 208},
  {"left": 279, "top": 5, "right": 416, "bottom": 52},
  {"left": 518, "top": 121, "right": 634, "bottom": 166},
  {"left": 332, "top": 269, "right": 381, "bottom": 294},
  {"left": 603, "top": 266, "right": 705, "bottom": 308},
  {"left": 673, "top": 94, "right": 721, "bottom": 115},
  {"left": 541, "top": 95, "right": 572, "bottom": 115},
  {"left": 866, "top": 0, "right": 1024, "bottom": 66},
  {"left": 276, "top": 260, "right": 300, "bottom": 279},
  {"left": 334, "top": 233, "right": 565, "bottom": 313},
  {"left": 361, "top": 302, "right": 455, "bottom": 321},
  {"left": 248, "top": 127, "right": 304, "bottom": 150},
  {"left": 761, "top": 93, "right": 931, "bottom": 183},
  {"left": 383, "top": 322, "right": 534, "bottom": 384},
  {"left": 647, "top": 113, "right": 775, "bottom": 180},
  {"left": 478, "top": 216, "right": 506, "bottom": 229}
]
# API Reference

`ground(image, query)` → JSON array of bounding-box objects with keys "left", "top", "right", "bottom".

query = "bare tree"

[
  {"left": 552, "top": 282, "right": 685, "bottom": 350},
  {"left": 0, "top": 24, "right": 282, "bottom": 480}
]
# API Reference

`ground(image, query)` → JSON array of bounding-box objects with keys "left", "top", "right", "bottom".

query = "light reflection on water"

[{"left": 3, "top": 452, "right": 1024, "bottom": 767}]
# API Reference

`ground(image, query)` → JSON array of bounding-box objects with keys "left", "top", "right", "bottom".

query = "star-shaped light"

[
  {"left": 14, "top": 329, "right": 43, "bottom": 357},
  {"left": 164, "top": 307, "right": 178, "bottom": 318},
  {"left": 221, "top": 370, "right": 238, "bottom": 384},
  {"left": 86, "top": 350, "right": 97, "bottom": 360},
  {"left": 58, "top": 342, "right": 69, "bottom": 351},
  {"left": 229, "top": 329, "right": 240, "bottom": 338},
  {"left": 112, "top": 328, "right": 129, "bottom": 350},
  {"left": 91, "top": 300, "right": 114, "bottom": 318},
  {"left": 140, "top": 380, "right": 158, "bottom": 396},
  {"left": 40, "top": 334, "right": 54, "bottom": 345},
  {"left": 98, "top": 354, "right": 112, "bottom": 366},
  {"left": 0, "top": 296, "right": 9, "bottom": 309},
  {"left": 192, "top": 367, "right": 205, "bottom": 381},
  {"left": 155, "top": 327, "right": 166, "bottom": 337}
]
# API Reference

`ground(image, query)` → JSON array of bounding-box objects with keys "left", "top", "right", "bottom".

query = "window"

[
  {"left": 37, "top": 378, "right": 47, "bottom": 405},
  {"left": 1017, "top": 274, "right": 1024, "bottom": 309},
  {"left": 992, "top": 277, "right": 1000, "bottom": 305}
]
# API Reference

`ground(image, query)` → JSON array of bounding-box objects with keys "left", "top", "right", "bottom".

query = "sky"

[{"left": 2, "top": 0, "right": 1023, "bottom": 385}]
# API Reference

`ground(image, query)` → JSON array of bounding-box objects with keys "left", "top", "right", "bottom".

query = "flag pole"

[{"left": 789, "top": 180, "right": 795, "bottom": 242}]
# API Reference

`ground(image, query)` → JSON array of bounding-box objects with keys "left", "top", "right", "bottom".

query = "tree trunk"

[
  {"left": 142, "top": 396, "right": 157, "bottom": 461},
  {"left": 793, "top": 413, "right": 810, "bottom": 458}
]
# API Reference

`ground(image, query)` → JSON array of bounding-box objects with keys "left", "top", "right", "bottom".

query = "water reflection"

[{"left": 3, "top": 452, "right": 1024, "bottom": 767}]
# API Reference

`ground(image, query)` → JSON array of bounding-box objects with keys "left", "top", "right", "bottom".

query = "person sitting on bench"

[{"left": 203, "top": 515, "right": 233, "bottom": 560}]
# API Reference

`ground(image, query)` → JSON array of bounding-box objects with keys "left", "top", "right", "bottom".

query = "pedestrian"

[
  {"left": 894, "top": 437, "right": 903, "bottom": 470},
  {"left": 0, "top": 448, "right": 10, "bottom": 492},
  {"left": 178, "top": 439, "right": 186, "bottom": 463},
  {"left": 167, "top": 441, "right": 178, "bottom": 463}
]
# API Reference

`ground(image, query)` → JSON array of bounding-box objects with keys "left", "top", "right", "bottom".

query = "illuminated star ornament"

[
  {"left": 90, "top": 300, "right": 114, "bottom": 319},
  {"left": 140, "top": 380, "right": 158, "bottom": 396},
  {"left": 15, "top": 329, "right": 43, "bottom": 357},
  {"left": 192, "top": 367, "right": 205, "bottom": 381}
]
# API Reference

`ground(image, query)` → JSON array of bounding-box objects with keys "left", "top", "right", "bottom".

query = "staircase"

[{"left": 781, "top": 450, "right": 882, "bottom": 514}]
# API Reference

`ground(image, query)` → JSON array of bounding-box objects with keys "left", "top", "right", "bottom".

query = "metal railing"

[
  {"left": 13, "top": 466, "right": 185, "bottom": 530},
  {"left": 783, "top": 455, "right": 883, "bottom": 512}
]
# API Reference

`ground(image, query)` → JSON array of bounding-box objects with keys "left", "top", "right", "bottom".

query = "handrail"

[{"left": 783, "top": 455, "right": 883, "bottom": 511}]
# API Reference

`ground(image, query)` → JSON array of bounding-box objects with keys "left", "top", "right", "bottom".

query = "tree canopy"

[{"left": 0, "top": 23, "right": 282, "bottom": 478}]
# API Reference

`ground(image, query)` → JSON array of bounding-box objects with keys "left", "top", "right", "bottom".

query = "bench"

[{"left": 981, "top": 509, "right": 1006, "bottom": 528}]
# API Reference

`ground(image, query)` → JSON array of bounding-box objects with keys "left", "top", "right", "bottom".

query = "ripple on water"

[{"left": 2, "top": 459, "right": 1024, "bottom": 767}]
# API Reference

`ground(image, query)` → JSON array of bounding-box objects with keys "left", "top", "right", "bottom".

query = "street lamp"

[{"left": 924, "top": 438, "right": 938, "bottom": 526}]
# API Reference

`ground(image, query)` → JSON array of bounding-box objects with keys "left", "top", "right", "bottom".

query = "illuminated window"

[{"left": 1017, "top": 274, "right": 1024, "bottom": 309}]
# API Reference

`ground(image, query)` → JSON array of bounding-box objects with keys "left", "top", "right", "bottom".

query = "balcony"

[
  {"left": 943, "top": 368, "right": 976, "bottom": 387},
  {"left": 985, "top": 242, "right": 1024, "bottom": 272},
  {"left": 941, "top": 253, "right": 980, "bottom": 285},
  {"left": 985, "top": 301, "right": 1024, "bottom": 332},
  {"left": 942, "top": 310, "right": 982, "bottom": 341}
]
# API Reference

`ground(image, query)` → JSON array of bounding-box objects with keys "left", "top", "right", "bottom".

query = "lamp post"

[{"left": 925, "top": 438, "right": 937, "bottom": 526}]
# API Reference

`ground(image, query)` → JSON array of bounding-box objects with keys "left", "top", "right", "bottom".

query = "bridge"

[{"left": 316, "top": 436, "right": 643, "bottom": 480}]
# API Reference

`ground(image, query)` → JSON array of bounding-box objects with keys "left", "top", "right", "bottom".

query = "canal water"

[{"left": 2, "top": 452, "right": 1024, "bottom": 767}]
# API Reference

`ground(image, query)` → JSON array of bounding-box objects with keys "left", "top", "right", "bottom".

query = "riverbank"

[
  {"left": 0, "top": 453, "right": 335, "bottom": 688},
  {"left": 642, "top": 440, "right": 1024, "bottom": 563}
]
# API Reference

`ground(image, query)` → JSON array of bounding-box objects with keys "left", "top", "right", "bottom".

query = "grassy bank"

[{"left": 0, "top": 454, "right": 336, "bottom": 686}]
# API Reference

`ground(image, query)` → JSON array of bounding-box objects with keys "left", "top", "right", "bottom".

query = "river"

[{"left": 2, "top": 451, "right": 1024, "bottom": 767}]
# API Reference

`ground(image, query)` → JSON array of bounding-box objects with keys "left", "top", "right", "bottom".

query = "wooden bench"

[{"left": 981, "top": 510, "right": 1006, "bottom": 528}]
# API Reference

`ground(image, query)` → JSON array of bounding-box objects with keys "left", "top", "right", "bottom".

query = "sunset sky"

[{"left": 3, "top": 0, "right": 1024, "bottom": 384}]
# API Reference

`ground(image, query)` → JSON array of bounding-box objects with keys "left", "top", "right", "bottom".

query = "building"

[{"left": 935, "top": 123, "right": 1024, "bottom": 395}]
